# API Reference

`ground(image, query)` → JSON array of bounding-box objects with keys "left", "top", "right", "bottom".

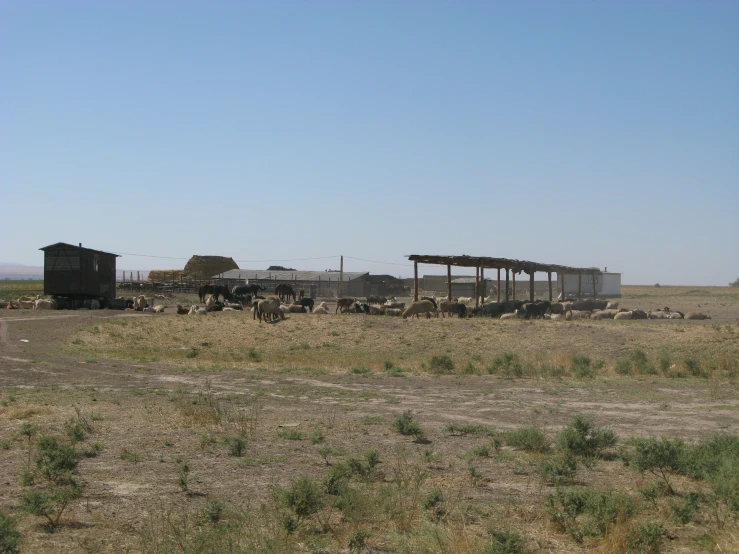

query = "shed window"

[{"left": 94, "top": 256, "right": 99, "bottom": 272}]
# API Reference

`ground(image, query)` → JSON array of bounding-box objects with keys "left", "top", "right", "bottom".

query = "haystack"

[
  {"left": 148, "top": 270, "right": 185, "bottom": 282},
  {"left": 183, "top": 256, "right": 239, "bottom": 281}
]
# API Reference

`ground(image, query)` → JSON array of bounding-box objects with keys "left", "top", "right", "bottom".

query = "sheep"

[
  {"left": 90, "top": 298, "right": 100, "bottom": 310},
  {"left": 279, "top": 304, "right": 291, "bottom": 314},
  {"left": 368, "top": 305, "right": 386, "bottom": 315},
  {"left": 336, "top": 297, "right": 358, "bottom": 314},
  {"left": 550, "top": 313, "right": 564, "bottom": 321},
  {"left": 18, "top": 300, "right": 35, "bottom": 309},
  {"left": 439, "top": 300, "right": 466, "bottom": 318},
  {"left": 288, "top": 304, "right": 307, "bottom": 313},
  {"left": 224, "top": 301, "right": 243, "bottom": 310},
  {"left": 256, "top": 299, "right": 285, "bottom": 323},
  {"left": 456, "top": 297, "right": 474, "bottom": 308},
  {"left": 385, "top": 308, "right": 403, "bottom": 316},
  {"left": 565, "top": 309, "right": 590, "bottom": 320},
  {"left": 384, "top": 301, "right": 405, "bottom": 310},
  {"left": 401, "top": 300, "right": 437, "bottom": 319},
  {"left": 606, "top": 301, "right": 619, "bottom": 310},
  {"left": 142, "top": 306, "right": 156, "bottom": 313},
  {"left": 685, "top": 312, "right": 711, "bottom": 320},
  {"left": 188, "top": 305, "right": 207, "bottom": 315},
  {"left": 34, "top": 298, "right": 57, "bottom": 310},
  {"left": 500, "top": 311, "right": 524, "bottom": 320},
  {"left": 614, "top": 311, "right": 632, "bottom": 320},
  {"left": 631, "top": 309, "right": 648, "bottom": 319},
  {"left": 313, "top": 306, "right": 330, "bottom": 314},
  {"left": 205, "top": 295, "right": 216, "bottom": 309},
  {"left": 176, "top": 305, "right": 190, "bottom": 315},
  {"left": 669, "top": 312, "right": 684, "bottom": 319},
  {"left": 134, "top": 295, "right": 148, "bottom": 311},
  {"left": 153, "top": 305, "right": 165, "bottom": 313}
]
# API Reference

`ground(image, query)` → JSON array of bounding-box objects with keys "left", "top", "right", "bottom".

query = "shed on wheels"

[{"left": 40, "top": 242, "right": 120, "bottom": 299}]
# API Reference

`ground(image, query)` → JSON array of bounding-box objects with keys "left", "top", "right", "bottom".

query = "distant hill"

[{"left": 0, "top": 263, "right": 43, "bottom": 280}]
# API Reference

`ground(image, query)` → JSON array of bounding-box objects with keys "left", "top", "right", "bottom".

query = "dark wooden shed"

[{"left": 40, "top": 243, "right": 120, "bottom": 299}]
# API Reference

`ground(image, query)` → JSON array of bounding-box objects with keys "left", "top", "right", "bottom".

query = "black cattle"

[
  {"left": 206, "top": 302, "right": 224, "bottom": 312},
  {"left": 297, "top": 297, "right": 314, "bottom": 312},
  {"left": 521, "top": 301, "right": 551, "bottom": 319},
  {"left": 232, "top": 284, "right": 265, "bottom": 297}
]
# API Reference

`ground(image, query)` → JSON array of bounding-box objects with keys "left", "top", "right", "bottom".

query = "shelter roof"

[
  {"left": 216, "top": 269, "right": 369, "bottom": 282},
  {"left": 451, "top": 277, "right": 495, "bottom": 284},
  {"left": 40, "top": 243, "right": 120, "bottom": 257},
  {"left": 407, "top": 254, "right": 599, "bottom": 274}
]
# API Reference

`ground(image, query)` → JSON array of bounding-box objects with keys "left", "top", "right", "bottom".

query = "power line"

[{"left": 344, "top": 256, "right": 413, "bottom": 267}]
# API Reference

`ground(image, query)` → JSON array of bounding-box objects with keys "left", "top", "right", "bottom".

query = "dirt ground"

[{"left": 1, "top": 286, "right": 738, "bottom": 553}]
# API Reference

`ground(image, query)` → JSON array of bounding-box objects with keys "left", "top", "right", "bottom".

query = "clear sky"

[{"left": 1, "top": 1, "right": 737, "bottom": 284}]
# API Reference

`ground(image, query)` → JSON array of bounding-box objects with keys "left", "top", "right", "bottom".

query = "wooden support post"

[
  {"left": 592, "top": 272, "right": 597, "bottom": 299},
  {"left": 512, "top": 271, "right": 516, "bottom": 300},
  {"left": 548, "top": 271, "right": 552, "bottom": 302},
  {"left": 505, "top": 268, "right": 510, "bottom": 301},
  {"left": 529, "top": 271, "right": 535, "bottom": 302},
  {"left": 413, "top": 261, "right": 419, "bottom": 302},
  {"left": 481, "top": 267, "right": 485, "bottom": 303},
  {"left": 338, "top": 255, "right": 343, "bottom": 298},
  {"left": 578, "top": 273, "right": 582, "bottom": 300},
  {"left": 497, "top": 268, "right": 501, "bottom": 302},
  {"left": 475, "top": 266, "right": 480, "bottom": 307},
  {"left": 447, "top": 264, "right": 452, "bottom": 301}
]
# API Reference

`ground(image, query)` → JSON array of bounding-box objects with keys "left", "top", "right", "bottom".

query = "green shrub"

[
  {"left": 429, "top": 355, "right": 455, "bottom": 374},
  {"left": 309, "top": 429, "right": 325, "bottom": 445},
  {"left": 684, "top": 358, "right": 707, "bottom": 378},
  {"left": 626, "top": 437, "right": 686, "bottom": 494},
  {"left": 615, "top": 359, "right": 633, "bottom": 376},
  {"left": 545, "top": 488, "right": 637, "bottom": 543},
  {"left": 630, "top": 349, "right": 657, "bottom": 375},
  {"left": 280, "top": 476, "right": 322, "bottom": 523},
  {"left": 348, "top": 529, "right": 370, "bottom": 553},
  {"left": 487, "top": 353, "right": 523, "bottom": 378},
  {"left": 391, "top": 411, "right": 426, "bottom": 441},
  {"left": 324, "top": 464, "right": 350, "bottom": 495},
  {"left": 539, "top": 453, "right": 578, "bottom": 485},
  {"left": 177, "top": 462, "right": 191, "bottom": 493},
  {"left": 571, "top": 355, "right": 595, "bottom": 378},
  {"left": 22, "top": 482, "right": 83, "bottom": 528},
  {"left": 200, "top": 500, "right": 224, "bottom": 524},
  {"left": 503, "top": 427, "right": 549, "bottom": 453},
  {"left": 64, "top": 407, "right": 93, "bottom": 444},
  {"left": 540, "top": 363, "right": 565, "bottom": 378},
  {"left": 670, "top": 492, "right": 702, "bottom": 524},
  {"left": 445, "top": 423, "right": 496, "bottom": 437},
  {"left": 277, "top": 429, "right": 303, "bottom": 440},
  {"left": 477, "top": 529, "right": 525, "bottom": 554},
  {"left": 0, "top": 510, "right": 22, "bottom": 554},
  {"left": 34, "top": 436, "right": 81, "bottom": 484},
  {"left": 350, "top": 366, "right": 372, "bottom": 376},
  {"left": 468, "top": 444, "right": 493, "bottom": 459},
  {"left": 624, "top": 522, "right": 665, "bottom": 554},
  {"left": 223, "top": 436, "right": 246, "bottom": 457},
  {"left": 557, "top": 415, "right": 618, "bottom": 458},
  {"left": 658, "top": 353, "right": 671, "bottom": 375}
]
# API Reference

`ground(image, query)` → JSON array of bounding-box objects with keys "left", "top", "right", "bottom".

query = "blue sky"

[{"left": 1, "top": 1, "right": 737, "bottom": 284}]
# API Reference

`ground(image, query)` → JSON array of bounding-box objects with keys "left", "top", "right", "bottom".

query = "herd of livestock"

[{"left": 1, "top": 283, "right": 712, "bottom": 322}]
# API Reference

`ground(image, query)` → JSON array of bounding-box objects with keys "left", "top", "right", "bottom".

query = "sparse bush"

[
  {"left": 177, "top": 462, "right": 191, "bottom": 493},
  {"left": 684, "top": 358, "right": 708, "bottom": 378},
  {"left": 571, "top": 355, "right": 595, "bottom": 378},
  {"left": 0, "top": 509, "right": 23, "bottom": 554},
  {"left": 34, "top": 436, "right": 81, "bottom": 483},
  {"left": 445, "top": 423, "right": 496, "bottom": 436},
  {"left": 545, "top": 487, "right": 637, "bottom": 543},
  {"left": 539, "top": 452, "right": 578, "bottom": 485},
  {"left": 246, "top": 348, "right": 262, "bottom": 362},
  {"left": 503, "top": 427, "right": 549, "bottom": 453},
  {"left": 348, "top": 529, "right": 370, "bottom": 553},
  {"left": 277, "top": 429, "right": 303, "bottom": 440},
  {"left": 392, "top": 411, "right": 426, "bottom": 441},
  {"left": 200, "top": 500, "right": 224, "bottom": 524},
  {"left": 488, "top": 353, "right": 523, "bottom": 378},
  {"left": 22, "top": 483, "right": 83, "bottom": 528},
  {"left": 626, "top": 437, "right": 686, "bottom": 494},
  {"left": 309, "top": 429, "right": 325, "bottom": 445},
  {"left": 658, "top": 353, "right": 671, "bottom": 375},
  {"left": 468, "top": 444, "right": 493, "bottom": 459},
  {"left": 624, "top": 521, "right": 665, "bottom": 554},
  {"left": 429, "top": 355, "right": 455, "bottom": 374},
  {"left": 630, "top": 349, "right": 657, "bottom": 375},
  {"left": 64, "top": 406, "right": 93, "bottom": 444},
  {"left": 223, "top": 436, "right": 246, "bottom": 457},
  {"left": 730, "top": 278, "right": 739, "bottom": 288},
  {"left": 478, "top": 528, "right": 525, "bottom": 554},
  {"left": 350, "top": 366, "right": 372, "bottom": 376},
  {"left": 671, "top": 492, "right": 702, "bottom": 523},
  {"left": 615, "top": 359, "right": 632, "bottom": 376},
  {"left": 280, "top": 476, "right": 322, "bottom": 524},
  {"left": 557, "top": 415, "right": 617, "bottom": 458}
]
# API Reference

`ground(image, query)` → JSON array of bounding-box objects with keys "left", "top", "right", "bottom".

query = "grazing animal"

[
  {"left": 685, "top": 312, "right": 711, "bottom": 320},
  {"left": 550, "top": 313, "right": 564, "bottom": 321},
  {"left": 176, "top": 305, "right": 190, "bottom": 315},
  {"left": 134, "top": 295, "right": 148, "bottom": 311},
  {"left": 313, "top": 302, "right": 330, "bottom": 315},
  {"left": 669, "top": 312, "right": 684, "bottom": 319},
  {"left": 385, "top": 308, "right": 403, "bottom": 316},
  {"left": 549, "top": 302, "right": 565, "bottom": 315},
  {"left": 631, "top": 309, "right": 648, "bottom": 319},
  {"left": 368, "top": 305, "right": 386, "bottom": 315},
  {"left": 456, "top": 297, "right": 474, "bottom": 308},
  {"left": 590, "top": 310, "right": 614, "bottom": 320},
  {"left": 367, "top": 295, "right": 387, "bottom": 305},
  {"left": 439, "top": 301, "right": 467, "bottom": 318},
  {"left": 232, "top": 284, "right": 265, "bottom": 297},
  {"left": 18, "top": 299, "right": 35, "bottom": 309},
  {"left": 275, "top": 284, "right": 296, "bottom": 303},
  {"left": 224, "top": 301, "right": 243, "bottom": 310},
  {"left": 606, "top": 301, "right": 619, "bottom": 310},
  {"left": 288, "top": 304, "right": 307, "bottom": 313},
  {"left": 402, "top": 300, "right": 437, "bottom": 319},
  {"left": 298, "top": 289, "right": 305, "bottom": 300},
  {"left": 500, "top": 311, "right": 523, "bottom": 320},
  {"left": 384, "top": 301, "right": 405, "bottom": 310},
  {"left": 152, "top": 305, "right": 165, "bottom": 313},
  {"left": 205, "top": 295, "right": 216, "bottom": 308},
  {"left": 297, "top": 297, "right": 314, "bottom": 312},
  {"left": 614, "top": 311, "right": 632, "bottom": 320},
  {"left": 34, "top": 298, "right": 57, "bottom": 310},
  {"left": 206, "top": 304, "right": 223, "bottom": 312},
  {"left": 648, "top": 310, "right": 670, "bottom": 320},
  {"left": 336, "top": 297, "right": 358, "bottom": 314},
  {"left": 521, "top": 301, "right": 551, "bottom": 319},
  {"left": 256, "top": 299, "right": 285, "bottom": 323}
]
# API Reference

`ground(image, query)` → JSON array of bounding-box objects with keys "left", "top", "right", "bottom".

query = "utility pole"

[{"left": 338, "top": 255, "right": 343, "bottom": 298}]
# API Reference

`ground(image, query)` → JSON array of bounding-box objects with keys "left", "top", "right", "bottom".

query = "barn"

[{"left": 40, "top": 242, "right": 119, "bottom": 299}]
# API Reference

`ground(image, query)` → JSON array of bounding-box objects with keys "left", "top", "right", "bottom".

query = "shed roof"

[
  {"left": 216, "top": 269, "right": 369, "bottom": 282},
  {"left": 407, "top": 254, "right": 599, "bottom": 274},
  {"left": 40, "top": 242, "right": 120, "bottom": 257},
  {"left": 451, "top": 277, "right": 496, "bottom": 284}
]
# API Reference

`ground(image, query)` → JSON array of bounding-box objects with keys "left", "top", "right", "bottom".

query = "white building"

[{"left": 561, "top": 271, "right": 621, "bottom": 298}]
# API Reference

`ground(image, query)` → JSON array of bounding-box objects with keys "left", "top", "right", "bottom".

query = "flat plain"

[{"left": 0, "top": 285, "right": 738, "bottom": 553}]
